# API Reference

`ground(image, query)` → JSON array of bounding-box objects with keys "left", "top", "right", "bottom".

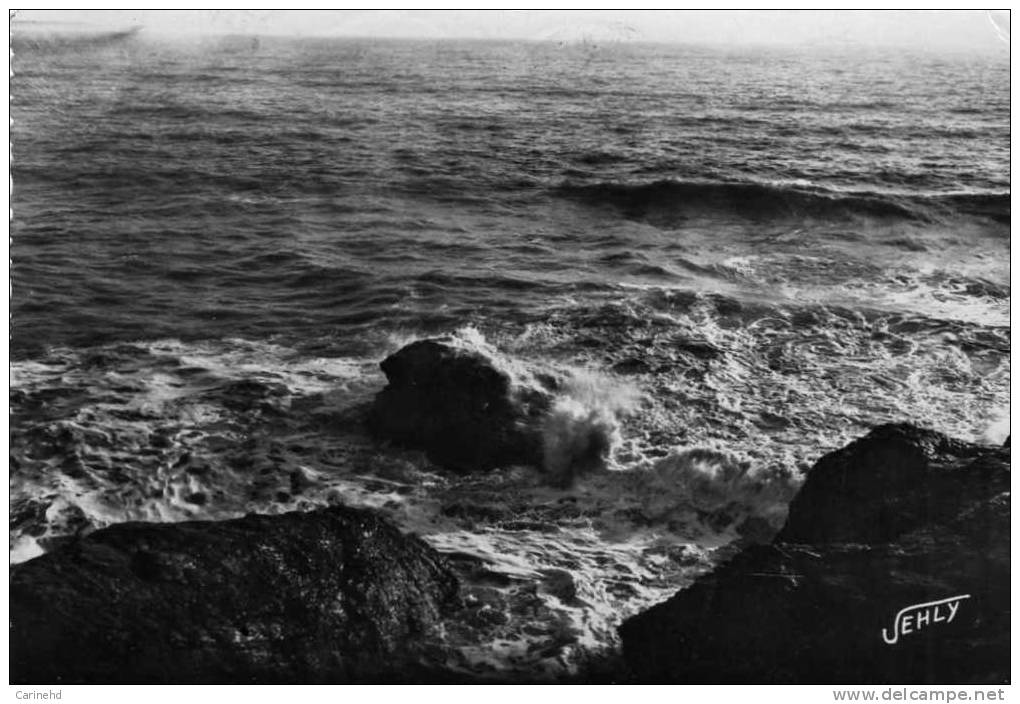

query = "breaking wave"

[
  {"left": 541, "top": 370, "right": 641, "bottom": 486},
  {"left": 635, "top": 448, "right": 797, "bottom": 535}
]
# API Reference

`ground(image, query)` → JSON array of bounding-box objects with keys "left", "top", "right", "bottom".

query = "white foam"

[
  {"left": 9, "top": 321, "right": 1009, "bottom": 678},
  {"left": 981, "top": 405, "right": 1010, "bottom": 445},
  {"left": 542, "top": 369, "right": 641, "bottom": 484}
]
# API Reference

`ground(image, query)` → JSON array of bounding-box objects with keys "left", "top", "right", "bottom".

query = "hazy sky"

[{"left": 11, "top": 9, "right": 1011, "bottom": 51}]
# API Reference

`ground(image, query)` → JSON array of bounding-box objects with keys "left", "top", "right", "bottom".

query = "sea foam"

[{"left": 542, "top": 369, "right": 641, "bottom": 486}]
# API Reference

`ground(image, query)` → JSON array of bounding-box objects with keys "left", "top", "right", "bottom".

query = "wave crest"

[
  {"left": 554, "top": 179, "right": 1009, "bottom": 226},
  {"left": 643, "top": 448, "right": 797, "bottom": 529}
]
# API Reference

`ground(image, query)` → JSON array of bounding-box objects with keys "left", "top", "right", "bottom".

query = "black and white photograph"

[{"left": 8, "top": 9, "right": 1011, "bottom": 690}]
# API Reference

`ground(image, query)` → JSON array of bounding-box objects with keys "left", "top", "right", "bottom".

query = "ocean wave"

[
  {"left": 585, "top": 447, "right": 800, "bottom": 543},
  {"left": 554, "top": 179, "right": 1009, "bottom": 226},
  {"left": 937, "top": 192, "right": 1011, "bottom": 224}
]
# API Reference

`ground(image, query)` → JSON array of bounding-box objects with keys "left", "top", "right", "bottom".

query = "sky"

[{"left": 10, "top": 9, "right": 1011, "bottom": 52}]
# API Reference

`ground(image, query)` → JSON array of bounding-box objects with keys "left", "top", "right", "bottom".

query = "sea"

[{"left": 10, "top": 32, "right": 1010, "bottom": 679}]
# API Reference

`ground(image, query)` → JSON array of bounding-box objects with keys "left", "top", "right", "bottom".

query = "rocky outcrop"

[
  {"left": 778, "top": 424, "right": 1005, "bottom": 544},
  {"left": 367, "top": 337, "right": 557, "bottom": 472},
  {"left": 10, "top": 506, "right": 460, "bottom": 684},
  {"left": 619, "top": 424, "right": 1010, "bottom": 684}
]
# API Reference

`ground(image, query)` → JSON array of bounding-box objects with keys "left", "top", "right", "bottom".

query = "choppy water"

[{"left": 10, "top": 32, "right": 1010, "bottom": 679}]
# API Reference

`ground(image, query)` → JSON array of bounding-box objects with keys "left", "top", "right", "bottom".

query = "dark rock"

[
  {"left": 779, "top": 424, "right": 1004, "bottom": 544},
  {"left": 619, "top": 423, "right": 1010, "bottom": 683},
  {"left": 733, "top": 515, "right": 777, "bottom": 545},
  {"left": 289, "top": 467, "right": 314, "bottom": 494},
  {"left": 367, "top": 338, "right": 556, "bottom": 472},
  {"left": 11, "top": 506, "right": 460, "bottom": 683}
]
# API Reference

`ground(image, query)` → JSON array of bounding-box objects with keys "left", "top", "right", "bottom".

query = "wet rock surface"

[
  {"left": 10, "top": 506, "right": 460, "bottom": 684},
  {"left": 619, "top": 423, "right": 1010, "bottom": 684},
  {"left": 368, "top": 337, "right": 557, "bottom": 472}
]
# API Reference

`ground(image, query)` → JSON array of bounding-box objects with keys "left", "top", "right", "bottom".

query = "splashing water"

[{"left": 542, "top": 370, "right": 641, "bottom": 486}]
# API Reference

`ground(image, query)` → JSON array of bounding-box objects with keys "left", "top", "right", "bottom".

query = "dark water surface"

[{"left": 12, "top": 37, "right": 1008, "bottom": 353}]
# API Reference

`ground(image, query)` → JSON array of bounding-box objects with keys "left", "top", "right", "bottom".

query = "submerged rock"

[
  {"left": 11, "top": 506, "right": 460, "bottom": 683},
  {"left": 619, "top": 423, "right": 1010, "bottom": 684},
  {"left": 368, "top": 337, "right": 557, "bottom": 472}
]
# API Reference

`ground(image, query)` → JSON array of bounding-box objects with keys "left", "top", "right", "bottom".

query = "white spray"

[{"left": 541, "top": 369, "right": 641, "bottom": 486}]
